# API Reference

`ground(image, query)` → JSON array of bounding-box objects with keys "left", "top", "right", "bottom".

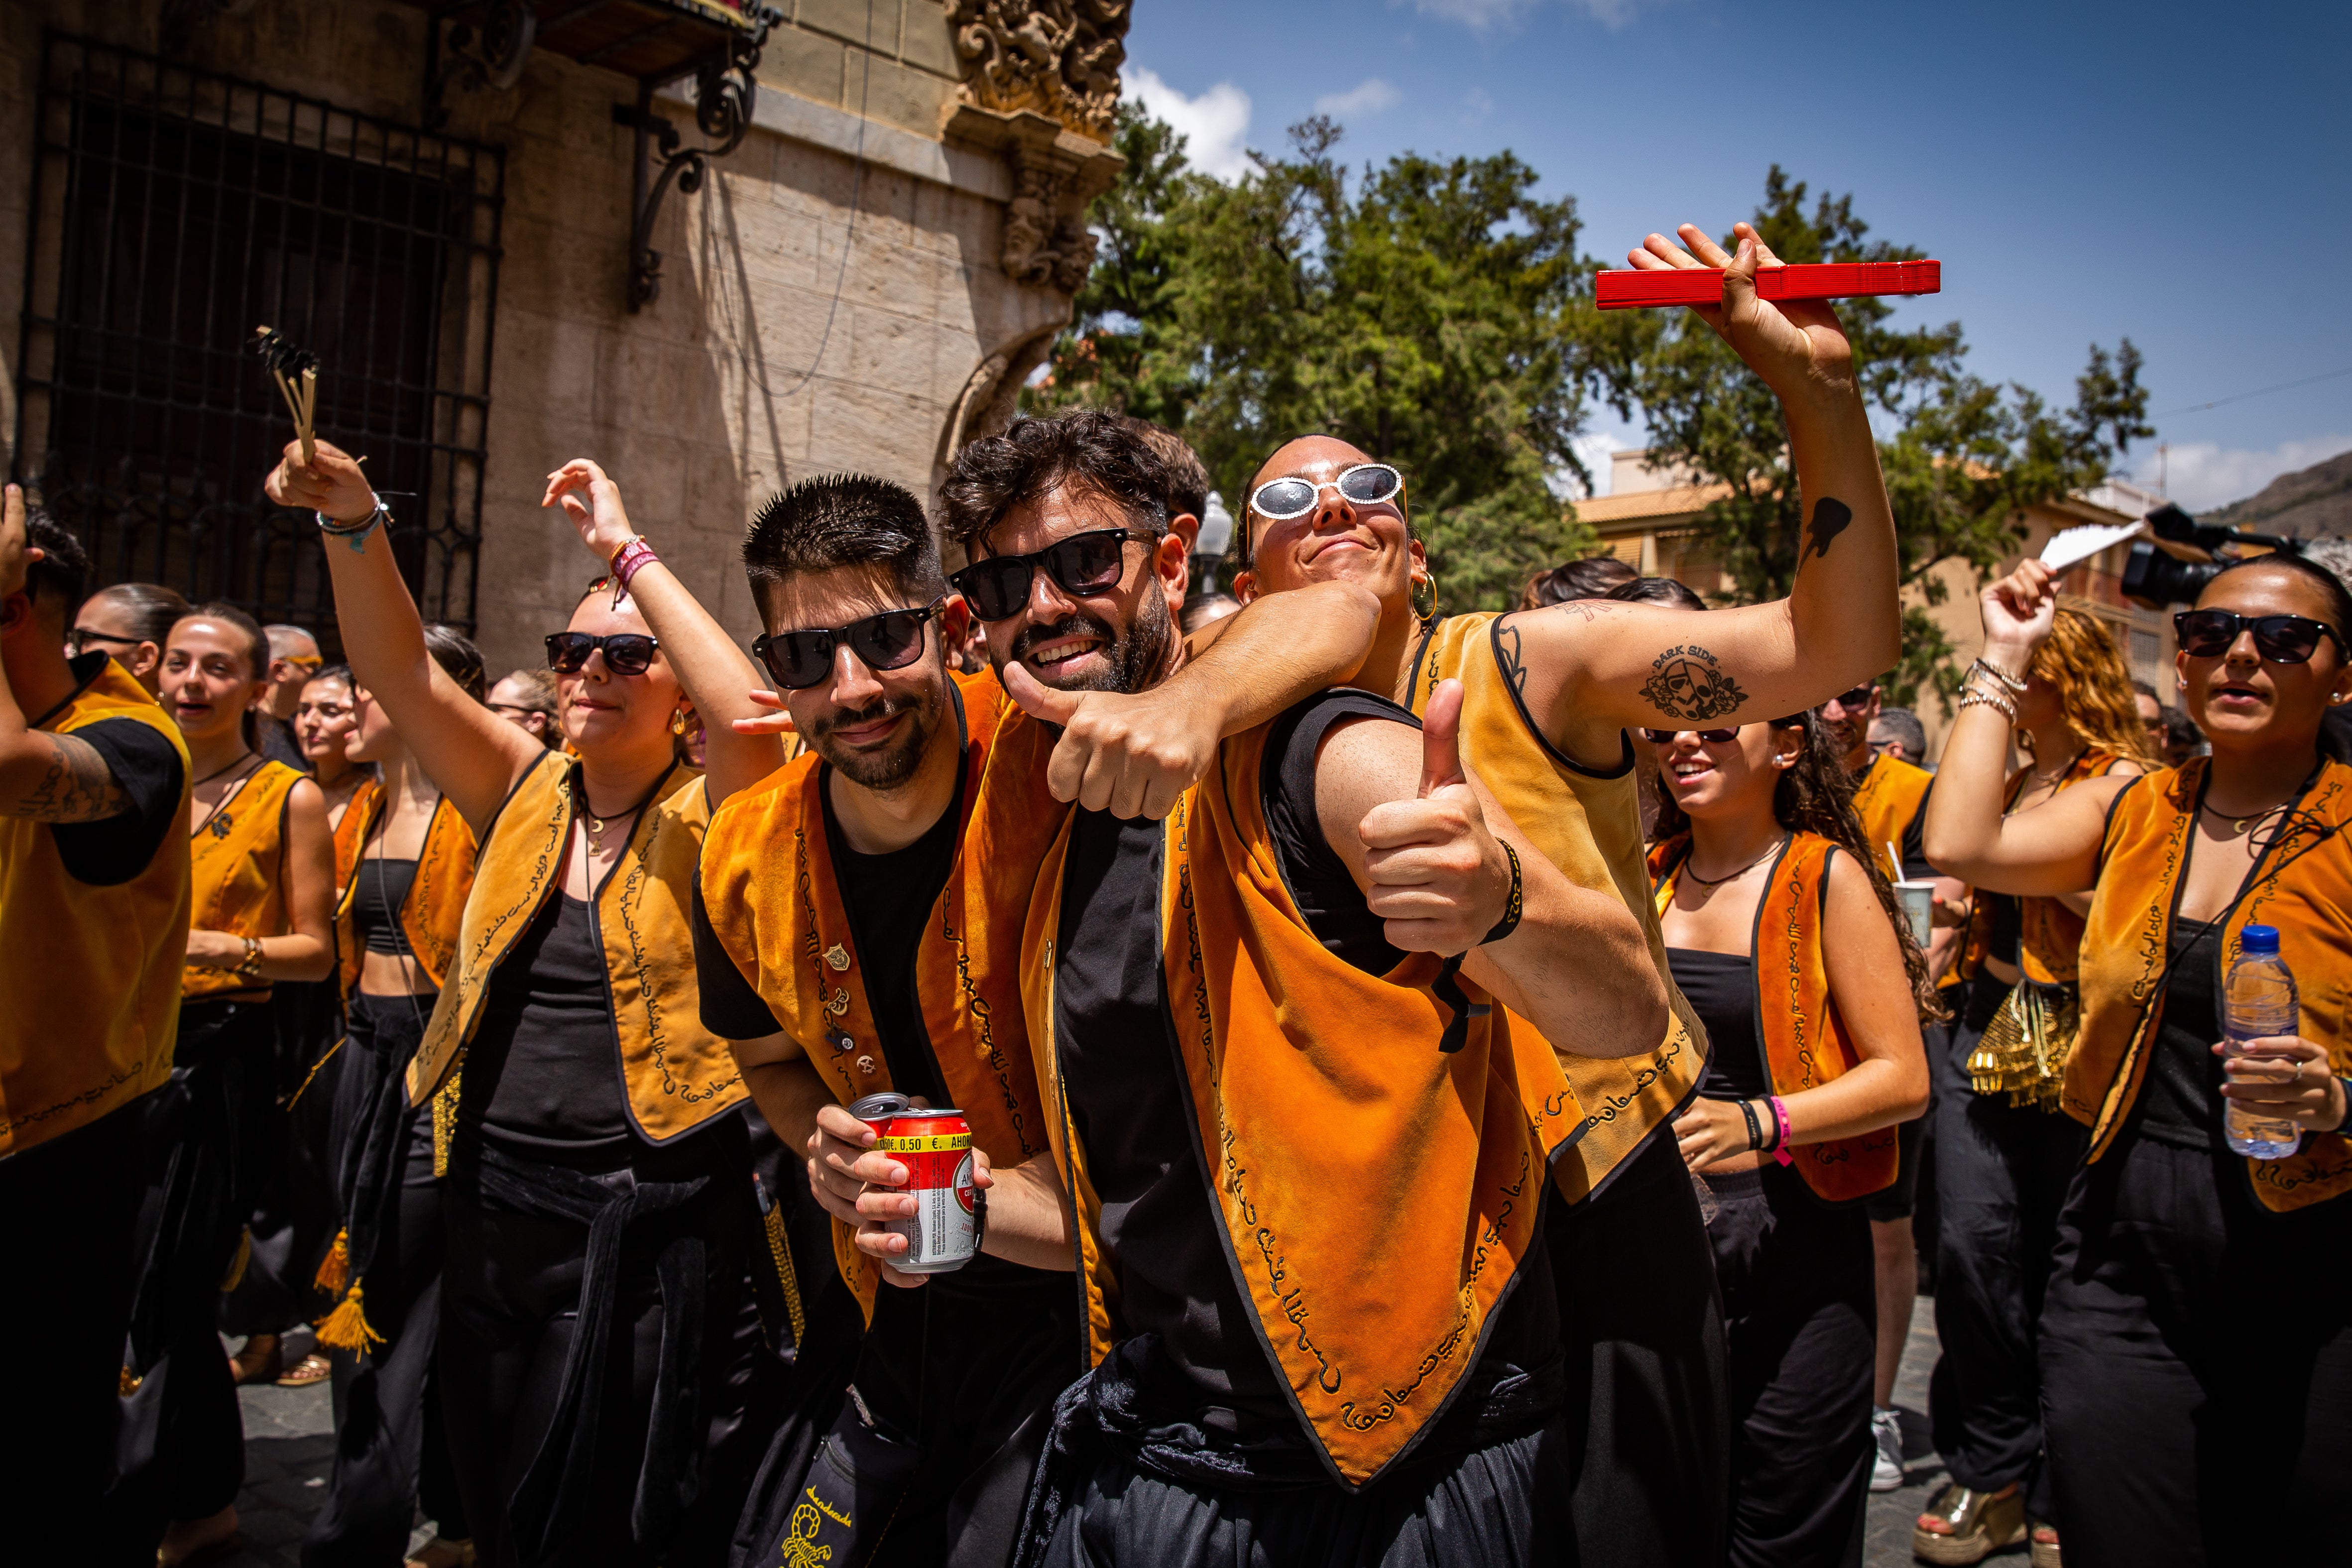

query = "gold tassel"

[
  {"left": 1969, "top": 982, "right": 2079, "bottom": 1111},
  {"left": 314, "top": 1282, "right": 385, "bottom": 1352},
  {"left": 763, "top": 1198, "right": 806, "bottom": 1345},
  {"left": 315, "top": 1228, "right": 351, "bottom": 1296},
  {"left": 120, "top": 1365, "right": 142, "bottom": 1396},
  {"left": 432, "top": 1070, "right": 461, "bottom": 1179},
  {"left": 220, "top": 1226, "right": 252, "bottom": 1291}
]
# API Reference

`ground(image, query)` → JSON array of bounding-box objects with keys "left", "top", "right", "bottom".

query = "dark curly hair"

[
  {"left": 1654, "top": 710, "right": 1944, "bottom": 1022},
  {"left": 939, "top": 409, "right": 1172, "bottom": 558},
  {"left": 1522, "top": 556, "right": 1635, "bottom": 608}
]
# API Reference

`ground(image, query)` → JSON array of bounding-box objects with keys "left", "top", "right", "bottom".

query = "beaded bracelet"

[
  {"left": 1768, "top": 1094, "right": 1796, "bottom": 1167},
  {"left": 1971, "top": 655, "right": 2029, "bottom": 693},
  {"left": 1958, "top": 685, "right": 2016, "bottom": 724},
  {"left": 317, "top": 499, "right": 389, "bottom": 553}
]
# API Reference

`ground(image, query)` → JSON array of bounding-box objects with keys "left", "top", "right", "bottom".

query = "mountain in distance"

[{"left": 2201, "top": 448, "right": 2352, "bottom": 539}]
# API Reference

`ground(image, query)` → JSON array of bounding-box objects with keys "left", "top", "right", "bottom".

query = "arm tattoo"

[
  {"left": 12, "top": 733, "right": 132, "bottom": 823},
  {"left": 1639, "top": 644, "right": 1749, "bottom": 722},
  {"left": 1802, "top": 497, "right": 1854, "bottom": 562}
]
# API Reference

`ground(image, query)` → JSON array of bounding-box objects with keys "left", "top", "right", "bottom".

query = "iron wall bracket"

[{"left": 612, "top": 5, "right": 778, "bottom": 312}]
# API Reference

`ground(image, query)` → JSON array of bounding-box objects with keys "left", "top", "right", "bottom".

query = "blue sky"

[{"left": 1121, "top": 0, "right": 2352, "bottom": 512}]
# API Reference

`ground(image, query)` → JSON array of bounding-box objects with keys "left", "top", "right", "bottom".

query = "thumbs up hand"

[
  {"left": 1003, "top": 657, "right": 1220, "bottom": 820},
  {"left": 1356, "top": 681, "right": 1511, "bottom": 956}
]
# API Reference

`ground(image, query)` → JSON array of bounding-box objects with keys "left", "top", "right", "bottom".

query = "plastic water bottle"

[{"left": 2223, "top": 925, "right": 2303, "bottom": 1160}]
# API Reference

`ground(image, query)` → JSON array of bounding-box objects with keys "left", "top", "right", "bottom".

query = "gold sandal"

[
  {"left": 1912, "top": 1482, "right": 2026, "bottom": 1566},
  {"left": 2030, "top": 1521, "right": 2061, "bottom": 1568},
  {"left": 276, "top": 1351, "right": 333, "bottom": 1388}
]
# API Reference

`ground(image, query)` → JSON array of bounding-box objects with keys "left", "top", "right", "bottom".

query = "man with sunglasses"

[
  {"left": 1225, "top": 224, "right": 1916, "bottom": 1565},
  {"left": 927, "top": 411, "right": 1670, "bottom": 1565},
  {"left": 539, "top": 457, "right": 1394, "bottom": 1567},
  {"left": 69, "top": 581, "right": 190, "bottom": 697}
]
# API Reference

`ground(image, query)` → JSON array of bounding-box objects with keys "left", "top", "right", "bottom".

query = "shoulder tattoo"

[
  {"left": 12, "top": 732, "right": 132, "bottom": 823},
  {"left": 1639, "top": 644, "right": 1749, "bottom": 723}
]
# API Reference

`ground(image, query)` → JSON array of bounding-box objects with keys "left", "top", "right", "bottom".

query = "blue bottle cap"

[{"left": 2240, "top": 924, "right": 2280, "bottom": 955}]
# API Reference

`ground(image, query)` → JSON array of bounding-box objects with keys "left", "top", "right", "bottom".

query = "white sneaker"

[{"left": 1871, "top": 1406, "right": 1905, "bottom": 1492}]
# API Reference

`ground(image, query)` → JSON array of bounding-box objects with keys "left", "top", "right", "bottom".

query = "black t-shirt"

[
  {"left": 1900, "top": 783, "right": 1935, "bottom": 882},
  {"left": 1672, "top": 947, "right": 1768, "bottom": 1101},
  {"left": 2134, "top": 920, "right": 2225, "bottom": 1150},
  {"left": 1056, "top": 688, "right": 1557, "bottom": 1438},
  {"left": 462, "top": 891, "right": 637, "bottom": 1165},
  {"left": 691, "top": 768, "right": 962, "bottom": 1109},
  {"left": 42, "top": 654, "right": 186, "bottom": 888},
  {"left": 1260, "top": 693, "right": 1408, "bottom": 975}
]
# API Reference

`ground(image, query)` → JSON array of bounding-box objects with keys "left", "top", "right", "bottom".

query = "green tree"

[
  {"left": 1587, "top": 167, "right": 2152, "bottom": 708},
  {"left": 1032, "top": 107, "right": 1597, "bottom": 610}
]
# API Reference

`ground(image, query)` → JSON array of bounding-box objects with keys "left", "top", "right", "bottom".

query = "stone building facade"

[{"left": 0, "top": 0, "right": 1127, "bottom": 672}]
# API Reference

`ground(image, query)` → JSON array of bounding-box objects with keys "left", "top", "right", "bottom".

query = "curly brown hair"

[
  {"left": 2020, "top": 608, "right": 2158, "bottom": 768},
  {"left": 1654, "top": 711, "right": 1945, "bottom": 1022}
]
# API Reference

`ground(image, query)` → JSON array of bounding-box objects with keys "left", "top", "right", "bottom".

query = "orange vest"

[
  {"left": 2069, "top": 758, "right": 2352, "bottom": 1212},
  {"left": 1851, "top": 752, "right": 1933, "bottom": 870},
  {"left": 333, "top": 781, "right": 476, "bottom": 997},
  {"left": 1023, "top": 719, "right": 1561, "bottom": 1490},
  {"left": 1962, "top": 750, "right": 2125, "bottom": 984},
  {"left": 183, "top": 758, "right": 306, "bottom": 1000},
  {"left": 0, "top": 658, "right": 192, "bottom": 1157},
  {"left": 406, "top": 754, "right": 744, "bottom": 1140},
  {"left": 699, "top": 672, "right": 1060, "bottom": 1315},
  {"left": 1650, "top": 831, "right": 1901, "bottom": 1204},
  {"left": 1408, "top": 613, "right": 1708, "bottom": 1203}
]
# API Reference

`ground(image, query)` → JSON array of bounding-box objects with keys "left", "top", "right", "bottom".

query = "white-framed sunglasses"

[{"left": 1246, "top": 462, "right": 1405, "bottom": 523}]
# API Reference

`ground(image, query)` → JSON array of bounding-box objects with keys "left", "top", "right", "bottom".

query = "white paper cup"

[{"left": 1893, "top": 881, "right": 1935, "bottom": 949}]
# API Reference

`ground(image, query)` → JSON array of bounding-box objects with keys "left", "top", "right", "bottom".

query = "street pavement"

[{"left": 209, "top": 1308, "right": 1988, "bottom": 1567}]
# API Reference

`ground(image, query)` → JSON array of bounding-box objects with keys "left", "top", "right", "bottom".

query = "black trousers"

[
  {"left": 440, "top": 1122, "right": 772, "bottom": 1568},
  {"left": 105, "top": 998, "right": 279, "bottom": 1561},
  {"left": 732, "top": 1265, "right": 1081, "bottom": 1568},
  {"left": 1708, "top": 1163, "right": 1875, "bottom": 1568},
  {"left": 303, "top": 990, "right": 469, "bottom": 1564},
  {"left": 1023, "top": 1337, "right": 1570, "bottom": 1568},
  {"left": 221, "top": 978, "right": 348, "bottom": 1337},
  {"left": 0, "top": 1091, "right": 150, "bottom": 1563},
  {"left": 1551, "top": 1125, "right": 1730, "bottom": 1568},
  {"left": 1927, "top": 985, "right": 2085, "bottom": 1510},
  {"left": 2039, "top": 1132, "right": 2352, "bottom": 1568}
]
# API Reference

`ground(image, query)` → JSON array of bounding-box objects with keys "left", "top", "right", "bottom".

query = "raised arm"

[
  {"left": 264, "top": 441, "right": 538, "bottom": 834},
  {"left": 1511, "top": 225, "right": 1899, "bottom": 737},
  {"left": 1332, "top": 684, "right": 1670, "bottom": 1060},
  {"left": 1007, "top": 578, "right": 1383, "bottom": 818},
  {"left": 544, "top": 460, "right": 780, "bottom": 805},
  {"left": 1921, "top": 560, "right": 2125, "bottom": 894},
  {"left": 0, "top": 485, "right": 132, "bottom": 822}
]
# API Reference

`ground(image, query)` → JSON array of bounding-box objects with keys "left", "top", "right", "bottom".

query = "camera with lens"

[{"left": 2119, "top": 502, "right": 2305, "bottom": 609}]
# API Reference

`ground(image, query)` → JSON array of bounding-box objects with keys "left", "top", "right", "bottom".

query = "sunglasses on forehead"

[
  {"left": 545, "top": 631, "right": 660, "bottom": 676},
  {"left": 751, "top": 602, "right": 945, "bottom": 691},
  {"left": 2174, "top": 608, "right": 2348, "bottom": 665},
  {"left": 948, "top": 527, "right": 1157, "bottom": 623}
]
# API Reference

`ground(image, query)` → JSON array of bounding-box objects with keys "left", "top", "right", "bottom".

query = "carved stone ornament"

[{"left": 948, "top": 0, "right": 1131, "bottom": 142}]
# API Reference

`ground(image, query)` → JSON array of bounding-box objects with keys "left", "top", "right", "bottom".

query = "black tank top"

[
  {"left": 353, "top": 856, "right": 418, "bottom": 956},
  {"left": 461, "top": 892, "right": 635, "bottom": 1165},
  {"left": 1669, "top": 947, "right": 1769, "bottom": 1101}
]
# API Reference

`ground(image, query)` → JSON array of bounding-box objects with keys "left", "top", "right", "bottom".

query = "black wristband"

[
  {"left": 1760, "top": 1098, "right": 1785, "bottom": 1153},
  {"left": 1481, "top": 842, "right": 1524, "bottom": 947},
  {"left": 1738, "top": 1097, "right": 1764, "bottom": 1152}
]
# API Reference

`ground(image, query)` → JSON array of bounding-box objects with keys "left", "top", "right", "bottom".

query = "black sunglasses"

[
  {"left": 752, "top": 602, "right": 944, "bottom": 691},
  {"left": 1817, "top": 684, "right": 1876, "bottom": 712},
  {"left": 545, "top": 631, "right": 660, "bottom": 676},
  {"left": 1643, "top": 715, "right": 1805, "bottom": 745},
  {"left": 66, "top": 626, "right": 142, "bottom": 653},
  {"left": 2173, "top": 608, "right": 2348, "bottom": 665},
  {"left": 948, "top": 528, "right": 1157, "bottom": 623}
]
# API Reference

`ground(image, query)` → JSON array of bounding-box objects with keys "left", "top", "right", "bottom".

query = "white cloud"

[
  {"left": 1400, "top": 0, "right": 1642, "bottom": 31},
  {"left": 1314, "top": 78, "right": 1403, "bottom": 119},
  {"left": 2133, "top": 433, "right": 2352, "bottom": 513},
  {"left": 1124, "top": 67, "right": 1254, "bottom": 183},
  {"left": 1560, "top": 430, "right": 1635, "bottom": 499},
  {"left": 1462, "top": 86, "right": 1495, "bottom": 121}
]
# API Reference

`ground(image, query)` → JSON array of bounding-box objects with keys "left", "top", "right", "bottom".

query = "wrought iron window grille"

[{"left": 11, "top": 32, "right": 504, "bottom": 647}]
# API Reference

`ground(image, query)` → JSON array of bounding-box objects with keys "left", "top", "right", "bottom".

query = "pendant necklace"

[{"left": 1684, "top": 833, "right": 1789, "bottom": 888}]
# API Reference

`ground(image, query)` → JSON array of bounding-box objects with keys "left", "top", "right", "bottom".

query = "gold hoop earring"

[
  {"left": 671, "top": 708, "right": 689, "bottom": 736},
  {"left": 1411, "top": 572, "right": 1438, "bottom": 624}
]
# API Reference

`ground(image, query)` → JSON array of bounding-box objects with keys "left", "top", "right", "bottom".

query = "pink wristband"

[
  {"left": 610, "top": 536, "right": 657, "bottom": 598},
  {"left": 1769, "top": 1095, "right": 1795, "bottom": 1167}
]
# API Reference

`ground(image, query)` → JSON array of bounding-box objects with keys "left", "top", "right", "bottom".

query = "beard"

[
  {"left": 1011, "top": 587, "right": 1173, "bottom": 696},
  {"left": 807, "top": 688, "right": 938, "bottom": 792}
]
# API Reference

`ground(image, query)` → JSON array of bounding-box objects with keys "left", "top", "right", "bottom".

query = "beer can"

[{"left": 873, "top": 1108, "right": 976, "bottom": 1273}]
